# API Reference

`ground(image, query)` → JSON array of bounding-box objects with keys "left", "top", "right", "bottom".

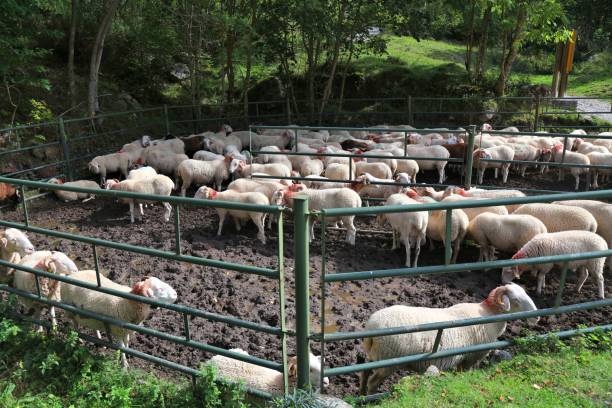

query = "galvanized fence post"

[
  {"left": 163, "top": 104, "right": 170, "bottom": 136},
  {"left": 464, "top": 125, "right": 476, "bottom": 189},
  {"left": 293, "top": 195, "right": 311, "bottom": 390},
  {"left": 58, "top": 118, "right": 73, "bottom": 181}
]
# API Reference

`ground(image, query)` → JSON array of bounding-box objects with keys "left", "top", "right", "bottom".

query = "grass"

[{"left": 373, "top": 333, "right": 612, "bottom": 408}]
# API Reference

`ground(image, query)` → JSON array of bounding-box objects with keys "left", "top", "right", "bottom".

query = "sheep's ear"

[
  {"left": 287, "top": 357, "right": 297, "bottom": 377},
  {"left": 500, "top": 295, "right": 511, "bottom": 312},
  {"left": 0, "top": 238, "right": 7, "bottom": 249},
  {"left": 44, "top": 257, "right": 57, "bottom": 273}
]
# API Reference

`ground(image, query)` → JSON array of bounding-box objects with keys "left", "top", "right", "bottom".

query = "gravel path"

[{"left": 566, "top": 95, "right": 612, "bottom": 123}]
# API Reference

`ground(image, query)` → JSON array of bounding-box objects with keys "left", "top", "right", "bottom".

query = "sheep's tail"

[{"left": 363, "top": 336, "right": 374, "bottom": 354}]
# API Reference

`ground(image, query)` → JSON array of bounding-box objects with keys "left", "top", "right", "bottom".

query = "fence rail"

[{"left": 1, "top": 101, "right": 611, "bottom": 401}]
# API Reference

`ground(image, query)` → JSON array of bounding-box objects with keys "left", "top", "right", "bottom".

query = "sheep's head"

[
  {"left": 271, "top": 189, "right": 286, "bottom": 206},
  {"left": 37, "top": 252, "right": 78, "bottom": 276},
  {"left": 132, "top": 277, "right": 178, "bottom": 304},
  {"left": 404, "top": 188, "right": 418, "bottom": 198},
  {"left": 447, "top": 135, "right": 459, "bottom": 145},
  {"left": 0, "top": 228, "right": 35, "bottom": 256},
  {"left": 141, "top": 135, "right": 152, "bottom": 147},
  {"left": 552, "top": 143, "right": 564, "bottom": 153},
  {"left": 539, "top": 148, "right": 552, "bottom": 162},
  {"left": 194, "top": 186, "right": 217, "bottom": 200},
  {"left": 501, "top": 266, "right": 522, "bottom": 284},
  {"left": 481, "top": 123, "right": 493, "bottom": 132},
  {"left": 394, "top": 172, "right": 411, "bottom": 185},
  {"left": 229, "top": 159, "right": 245, "bottom": 174},
  {"left": 104, "top": 179, "right": 120, "bottom": 190},
  {"left": 48, "top": 178, "right": 63, "bottom": 185},
  {"left": 220, "top": 124, "right": 233, "bottom": 135},
  {"left": 287, "top": 352, "right": 329, "bottom": 390},
  {"left": 485, "top": 283, "right": 537, "bottom": 315},
  {"left": 88, "top": 160, "right": 100, "bottom": 174},
  {"left": 287, "top": 183, "right": 306, "bottom": 193}
]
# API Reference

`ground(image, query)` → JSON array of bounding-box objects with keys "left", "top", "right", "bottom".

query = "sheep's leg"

[
  {"left": 163, "top": 202, "right": 172, "bottom": 222},
  {"left": 233, "top": 217, "right": 241, "bottom": 231},
  {"left": 592, "top": 172, "right": 599, "bottom": 189},
  {"left": 253, "top": 215, "right": 266, "bottom": 244},
  {"left": 494, "top": 168, "right": 499, "bottom": 179},
  {"left": 502, "top": 165, "right": 510, "bottom": 183},
  {"left": 558, "top": 168, "right": 564, "bottom": 181},
  {"left": 217, "top": 212, "right": 226, "bottom": 236},
  {"left": 478, "top": 168, "right": 484, "bottom": 184},
  {"left": 575, "top": 267, "right": 589, "bottom": 293},
  {"left": 391, "top": 231, "right": 398, "bottom": 250},
  {"left": 574, "top": 174, "right": 580, "bottom": 190},
  {"left": 119, "top": 339, "right": 129, "bottom": 369},
  {"left": 82, "top": 196, "right": 95, "bottom": 203},
  {"left": 478, "top": 246, "right": 484, "bottom": 262},
  {"left": 429, "top": 238, "right": 436, "bottom": 251},
  {"left": 536, "top": 270, "right": 546, "bottom": 295},
  {"left": 367, "top": 367, "right": 393, "bottom": 395},
  {"left": 595, "top": 272, "right": 604, "bottom": 299},
  {"left": 451, "top": 238, "right": 461, "bottom": 264},
  {"left": 520, "top": 164, "right": 527, "bottom": 177},
  {"left": 180, "top": 179, "right": 190, "bottom": 197},
  {"left": 359, "top": 369, "right": 372, "bottom": 396},
  {"left": 403, "top": 236, "right": 411, "bottom": 267},
  {"left": 413, "top": 234, "right": 422, "bottom": 268},
  {"left": 49, "top": 306, "right": 57, "bottom": 329},
  {"left": 139, "top": 203, "right": 145, "bottom": 216},
  {"left": 96, "top": 330, "right": 102, "bottom": 340},
  {"left": 309, "top": 218, "right": 316, "bottom": 243},
  {"left": 129, "top": 201, "right": 135, "bottom": 224},
  {"left": 345, "top": 217, "right": 357, "bottom": 246}
]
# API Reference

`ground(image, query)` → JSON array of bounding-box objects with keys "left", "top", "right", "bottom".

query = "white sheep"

[
  {"left": 176, "top": 158, "right": 232, "bottom": 196},
  {"left": 11, "top": 251, "right": 78, "bottom": 329},
  {"left": 586, "top": 152, "right": 612, "bottom": 188},
  {"left": 226, "top": 178, "right": 287, "bottom": 228},
  {"left": 513, "top": 203, "right": 597, "bottom": 233},
  {"left": 149, "top": 137, "right": 185, "bottom": 154},
  {"left": 552, "top": 143, "right": 589, "bottom": 190},
  {"left": 324, "top": 162, "right": 354, "bottom": 183},
  {"left": 377, "top": 192, "right": 428, "bottom": 267},
  {"left": 403, "top": 145, "right": 449, "bottom": 184},
  {"left": 473, "top": 146, "right": 515, "bottom": 184},
  {"left": 88, "top": 153, "right": 132, "bottom": 185},
  {"left": 118, "top": 135, "right": 151, "bottom": 163},
  {"left": 0, "top": 228, "right": 35, "bottom": 284},
  {"left": 467, "top": 213, "right": 547, "bottom": 262},
  {"left": 361, "top": 150, "right": 398, "bottom": 174},
  {"left": 207, "top": 349, "right": 328, "bottom": 396},
  {"left": 195, "top": 186, "right": 269, "bottom": 244},
  {"left": 47, "top": 178, "right": 100, "bottom": 202},
  {"left": 360, "top": 283, "right": 537, "bottom": 394},
  {"left": 422, "top": 195, "right": 469, "bottom": 264},
  {"left": 552, "top": 200, "right": 612, "bottom": 269},
  {"left": 389, "top": 150, "right": 419, "bottom": 183},
  {"left": 444, "top": 187, "right": 526, "bottom": 213},
  {"left": 230, "top": 161, "right": 291, "bottom": 181},
  {"left": 143, "top": 149, "right": 188, "bottom": 180},
  {"left": 127, "top": 166, "right": 158, "bottom": 180},
  {"left": 355, "top": 161, "right": 392, "bottom": 180},
  {"left": 503, "top": 231, "right": 606, "bottom": 298},
  {"left": 299, "top": 159, "right": 325, "bottom": 178},
  {"left": 105, "top": 175, "right": 174, "bottom": 223},
  {"left": 193, "top": 150, "right": 225, "bottom": 161},
  {"left": 351, "top": 173, "right": 403, "bottom": 203},
  {"left": 61, "top": 271, "right": 177, "bottom": 368},
  {"left": 575, "top": 140, "right": 608, "bottom": 155},
  {"left": 442, "top": 194, "right": 508, "bottom": 221},
  {"left": 272, "top": 186, "right": 361, "bottom": 245}
]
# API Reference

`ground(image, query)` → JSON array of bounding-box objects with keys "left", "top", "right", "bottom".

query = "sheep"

[
  {"left": 355, "top": 162, "right": 392, "bottom": 180},
  {"left": 359, "top": 283, "right": 537, "bottom": 394},
  {"left": 148, "top": 137, "right": 185, "bottom": 154},
  {"left": 0, "top": 228, "right": 36, "bottom": 284},
  {"left": 552, "top": 200, "right": 612, "bottom": 269},
  {"left": 11, "top": 251, "right": 78, "bottom": 329},
  {"left": 552, "top": 143, "right": 589, "bottom": 190},
  {"left": 421, "top": 195, "right": 469, "bottom": 264},
  {"left": 503, "top": 231, "right": 606, "bottom": 299},
  {"left": 377, "top": 192, "right": 428, "bottom": 267},
  {"left": 324, "top": 162, "right": 354, "bottom": 183},
  {"left": 143, "top": 149, "right": 188, "bottom": 180},
  {"left": 207, "top": 349, "right": 328, "bottom": 396},
  {"left": 226, "top": 178, "right": 287, "bottom": 228},
  {"left": 176, "top": 157, "right": 232, "bottom": 196},
  {"left": 403, "top": 145, "right": 449, "bottom": 184},
  {"left": 127, "top": 166, "right": 158, "bottom": 180},
  {"left": 361, "top": 150, "right": 398, "bottom": 174},
  {"left": 179, "top": 134, "right": 207, "bottom": 156},
  {"left": 203, "top": 135, "right": 243, "bottom": 155},
  {"left": 508, "top": 143, "right": 549, "bottom": 177},
  {"left": 193, "top": 150, "right": 225, "bottom": 162},
  {"left": 230, "top": 161, "right": 291, "bottom": 181},
  {"left": 299, "top": 159, "right": 324, "bottom": 178},
  {"left": 473, "top": 146, "right": 515, "bottom": 184},
  {"left": 88, "top": 153, "right": 132, "bottom": 185},
  {"left": 513, "top": 203, "right": 597, "bottom": 234},
  {"left": 467, "top": 213, "right": 547, "bottom": 262},
  {"left": 47, "top": 178, "right": 100, "bottom": 202},
  {"left": 301, "top": 176, "right": 346, "bottom": 190},
  {"left": 575, "top": 140, "right": 609, "bottom": 155},
  {"left": 445, "top": 187, "right": 526, "bottom": 213},
  {"left": 118, "top": 135, "right": 151, "bottom": 162},
  {"left": 351, "top": 173, "right": 403, "bottom": 202},
  {"left": 441, "top": 194, "right": 508, "bottom": 221},
  {"left": 0, "top": 182, "right": 18, "bottom": 203},
  {"left": 414, "top": 186, "right": 445, "bottom": 201},
  {"left": 388, "top": 151, "right": 420, "bottom": 182},
  {"left": 105, "top": 175, "right": 174, "bottom": 223},
  {"left": 61, "top": 272, "right": 177, "bottom": 368},
  {"left": 272, "top": 187, "right": 361, "bottom": 245},
  {"left": 586, "top": 152, "right": 612, "bottom": 188},
  {"left": 195, "top": 186, "right": 269, "bottom": 244}
]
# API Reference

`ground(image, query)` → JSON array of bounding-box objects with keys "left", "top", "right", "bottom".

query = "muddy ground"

[{"left": 0, "top": 165, "right": 610, "bottom": 398}]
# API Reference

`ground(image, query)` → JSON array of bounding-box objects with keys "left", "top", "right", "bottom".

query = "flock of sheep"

[{"left": 1, "top": 122, "right": 611, "bottom": 397}]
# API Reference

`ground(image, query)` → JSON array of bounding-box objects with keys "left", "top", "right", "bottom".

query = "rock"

[
  {"left": 424, "top": 365, "right": 440, "bottom": 377},
  {"left": 315, "top": 395, "right": 353, "bottom": 408},
  {"left": 490, "top": 349, "right": 513, "bottom": 364}
]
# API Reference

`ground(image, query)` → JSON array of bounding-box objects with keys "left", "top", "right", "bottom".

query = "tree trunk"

[
  {"left": 243, "top": 0, "right": 256, "bottom": 119},
  {"left": 319, "top": 1, "right": 346, "bottom": 122},
  {"left": 88, "top": 0, "right": 120, "bottom": 117},
  {"left": 494, "top": 6, "right": 528, "bottom": 96},
  {"left": 68, "top": 0, "right": 79, "bottom": 108},
  {"left": 465, "top": 0, "right": 476, "bottom": 76},
  {"left": 476, "top": 4, "right": 492, "bottom": 80},
  {"left": 337, "top": 42, "right": 354, "bottom": 114}
]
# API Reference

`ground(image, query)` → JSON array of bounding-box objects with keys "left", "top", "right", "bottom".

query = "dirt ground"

[{"left": 0, "top": 164, "right": 611, "bottom": 398}]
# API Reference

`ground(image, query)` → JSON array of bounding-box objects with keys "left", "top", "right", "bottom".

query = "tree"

[
  {"left": 88, "top": 0, "right": 121, "bottom": 116},
  {"left": 68, "top": 0, "right": 79, "bottom": 108},
  {"left": 492, "top": 0, "right": 571, "bottom": 96}
]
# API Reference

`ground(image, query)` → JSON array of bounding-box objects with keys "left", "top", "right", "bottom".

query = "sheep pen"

[{"left": 0, "top": 194, "right": 609, "bottom": 396}]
